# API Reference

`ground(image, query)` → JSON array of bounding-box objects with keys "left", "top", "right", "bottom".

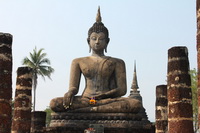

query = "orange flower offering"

[{"left": 89, "top": 97, "right": 96, "bottom": 105}]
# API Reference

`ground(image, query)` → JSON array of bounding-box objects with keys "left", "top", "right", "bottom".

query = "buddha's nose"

[{"left": 95, "top": 39, "right": 99, "bottom": 44}]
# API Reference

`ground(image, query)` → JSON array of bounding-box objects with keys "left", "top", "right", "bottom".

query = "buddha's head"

[{"left": 87, "top": 7, "right": 110, "bottom": 53}]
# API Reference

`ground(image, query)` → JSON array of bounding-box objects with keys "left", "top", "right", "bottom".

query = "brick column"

[
  {"left": 155, "top": 85, "right": 167, "bottom": 133},
  {"left": 0, "top": 33, "right": 13, "bottom": 133},
  {"left": 167, "top": 47, "right": 194, "bottom": 133},
  {"left": 12, "top": 67, "right": 32, "bottom": 133},
  {"left": 31, "top": 111, "right": 46, "bottom": 133},
  {"left": 196, "top": 0, "right": 200, "bottom": 130}
]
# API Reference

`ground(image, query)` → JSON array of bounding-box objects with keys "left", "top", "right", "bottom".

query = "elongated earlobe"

[
  {"left": 89, "top": 47, "right": 91, "bottom": 53},
  {"left": 105, "top": 43, "right": 108, "bottom": 53},
  {"left": 87, "top": 38, "right": 91, "bottom": 53}
]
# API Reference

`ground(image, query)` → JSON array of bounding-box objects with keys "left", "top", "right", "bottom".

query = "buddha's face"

[{"left": 89, "top": 32, "right": 108, "bottom": 52}]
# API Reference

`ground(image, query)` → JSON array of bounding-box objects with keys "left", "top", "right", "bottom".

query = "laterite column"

[
  {"left": 196, "top": 0, "right": 200, "bottom": 129},
  {"left": 31, "top": 111, "right": 46, "bottom": 133},
  {"left": 12, "top": 67, "right": 33, "bottom": 133},
  {"left": 155, "top": 85, "right": 167, "bottom": 133},
  {"left": 0, "top": 33, "right": 13, "bottom": 133},
  {"left": 167, "top": 47, "right": 194, "bottom": 133}
]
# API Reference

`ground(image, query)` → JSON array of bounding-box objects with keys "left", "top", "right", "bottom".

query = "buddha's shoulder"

[
  {"left": 107, "top": 56, "right": 125, "bottom": 64},
  {"left": 71, "top": 56, "right": 125, "bottom": 64},
  {"left": 71, "top": 56, "right": 92, "bottom": 63}
]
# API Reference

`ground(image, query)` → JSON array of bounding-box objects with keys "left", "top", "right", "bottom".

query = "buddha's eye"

[
  {"left": 99, "top": 37, "right": 105, "bottom": 40},
  {"left": 91, "top": 37, "right": 96, "bottom": 40}
]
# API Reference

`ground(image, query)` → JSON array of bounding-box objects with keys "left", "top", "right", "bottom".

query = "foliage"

[
  {"left": 44, "top": 107, "right": 54, "bottom": 126},
  {"left": 22, "top": 47, "right": 54, "bottom": 111},
  {"left": 190, "top": 68, "right": 198, "bottom": 132}
]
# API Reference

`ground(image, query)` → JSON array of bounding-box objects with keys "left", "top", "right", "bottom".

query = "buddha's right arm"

[
  {"left": 67, "top": 59, "right": 81, "bottom": 95},
  {"left": 63, "top": 59, "right": 81, "bottom": 107}
]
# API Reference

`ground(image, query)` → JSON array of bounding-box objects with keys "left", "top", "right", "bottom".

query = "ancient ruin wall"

[
  {"left": 0, "top": 33, "right": 13, "bottom": 133},
  {"left": 167, "top": 47, "right": 194, "bottom": 133},
  {"left": 196, "top": 0, "right": 200, "bottom": 129},
  {"left": 155, "top": 85, "right": 167, "bottom": 133},
  {"left": 11, "top": 67, "right": 32, "bottom": 133},
  {"left": 31, "top": 111, "right": 46, "bottom": 133}
]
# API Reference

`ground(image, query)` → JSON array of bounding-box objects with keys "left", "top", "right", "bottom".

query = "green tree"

[
  {"left": 44, "top": 107, "right": 53, "bottom": 126},
  {"left": 190, "top": 68, "right": 198, "bottom": 132},
  {"left": 22, "top": 47, "right": 54, "bottom": 111}
]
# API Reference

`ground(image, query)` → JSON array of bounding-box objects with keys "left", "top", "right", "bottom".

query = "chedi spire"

[
  {"left": 131, "top": 61, "right": 139, "bottom": 91},
  {"left": 129, "top": 61, "right": 141, "bottom": 101}
]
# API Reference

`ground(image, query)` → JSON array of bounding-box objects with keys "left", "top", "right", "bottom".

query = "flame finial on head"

[
  {"left": 96, "top": 6, "right": 102, "bottom": 23},
  {"left": 88, "top": 6, "right": 109, "bottom": 45}
]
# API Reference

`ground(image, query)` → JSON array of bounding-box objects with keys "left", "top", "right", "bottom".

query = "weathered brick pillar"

[
  {"left": 12, "top": 67, "right": 32, "bottom": 133},
  {"left": 196, "top": 0, "right": 200, "bottom": 130},
  {"left": 167, "top": 47, "right": 194, "bottom": 133},
  {"left": 155, "top": 85, "right": 167, "bottom": 133},
  {"left": 0, "top": 33, "right": 13, "bottom": 133},
  {"left": 31, "top": 111, "right": 46, "bottom": 133}
]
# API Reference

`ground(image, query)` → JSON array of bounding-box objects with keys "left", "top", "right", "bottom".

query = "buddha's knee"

[
  {"left": 50, "top": 97, "right": 65, "bottom": 112},
  {"left": 126, "top": 99, "right": 142, "bottom": 113}
]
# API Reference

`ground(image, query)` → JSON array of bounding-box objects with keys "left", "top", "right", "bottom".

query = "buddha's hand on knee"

[{"left": 63, "top": 92, "right": 74, "bottom": 109}]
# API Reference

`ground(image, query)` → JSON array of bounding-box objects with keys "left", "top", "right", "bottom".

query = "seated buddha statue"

[{"left": 50, "top": 8, "right": 141, "bottom": 113}]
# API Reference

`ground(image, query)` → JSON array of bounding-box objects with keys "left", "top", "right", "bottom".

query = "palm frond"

[
  {"left": 39, "top": 58, "right": 51, "bottom": 65},
  {"left": 36, "top": 52, "right": 46, "bottom": 63},
  {"left": 30, "top": 51, "right": 37, "bottom": 65},
  {"left": 38, "top": 70, "right": 46, "bottom": 80},
  {"left": 36, "top": 48, "right": 45, "bottom": 60},
  {"left": 22, "top": 57, "right": 36, "bottom": 68},
  {"left": 38, "top": 65, "right": 54, "bottom": 80}
]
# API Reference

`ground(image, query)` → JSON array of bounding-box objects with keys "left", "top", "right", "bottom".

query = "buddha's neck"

[{"left": 91, "top": 51, "right": 105, "bottom": 57}]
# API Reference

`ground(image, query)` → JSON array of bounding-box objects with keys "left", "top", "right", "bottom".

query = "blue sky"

[{"left": 0, "top": 0, "right": 196, "bottom": 121}]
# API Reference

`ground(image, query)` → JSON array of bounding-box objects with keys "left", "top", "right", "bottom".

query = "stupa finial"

[
  {"left": 96, "top": 6, "right": 102, "bottom": 23},
  {"left": 131, "top": 60, "right": 139, "bottom": 91}
]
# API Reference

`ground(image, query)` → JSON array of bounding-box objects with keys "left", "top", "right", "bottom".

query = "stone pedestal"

[{"left": 46, "top": 112, "right": 153, "bottom": 133}]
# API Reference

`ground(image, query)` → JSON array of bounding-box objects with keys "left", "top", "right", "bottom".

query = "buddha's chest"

[{"left": 80, "top": 58, "right": 115, "bottom": 78}]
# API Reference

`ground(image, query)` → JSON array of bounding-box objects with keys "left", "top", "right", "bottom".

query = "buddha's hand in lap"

[
  {"left": 95, "top": 90, "right": 116, "bottom": 100},
  {"left": 95, "top": 93, "right": 107, "bottom": 100},
  {"left": 63, "top": 92, "right": 74, "bottom": 109}
]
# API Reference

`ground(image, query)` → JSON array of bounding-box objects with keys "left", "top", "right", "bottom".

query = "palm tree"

[{"left": 22, "top": 47, "right": 54, "bottom": 111}]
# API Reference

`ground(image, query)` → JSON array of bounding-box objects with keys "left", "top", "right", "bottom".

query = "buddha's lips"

[{"left": 95, "top": 44, "right": 100, "bottom": 47}]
